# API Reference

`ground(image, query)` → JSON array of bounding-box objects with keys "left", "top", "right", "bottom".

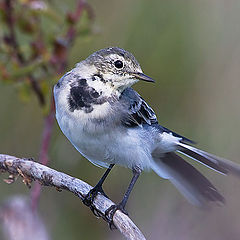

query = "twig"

[
  {"left": 4, "top": 0, "right": 24, "bottom": 62},
  {"left": 30, "top": 97, "right": 55, "bottom": 211},
  {"left": 50, "top": 0, "right": 87, "bottom": 73},
  {"left": 28, "top": 76, "right": 46, "bottom": 106},
  {"left": 0, "top": 154, "right": 146, "bottom": 240},
  {"left": 4, "top": 0, "right": 45, "bottom": 106}
]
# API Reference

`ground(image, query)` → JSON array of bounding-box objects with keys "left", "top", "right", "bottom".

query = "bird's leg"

[
  {"left": 105, "top": 166, "right": 141, "bottom": 229},
  {"left": 83, "top": 164, "right": 114, "bottom": 215}
]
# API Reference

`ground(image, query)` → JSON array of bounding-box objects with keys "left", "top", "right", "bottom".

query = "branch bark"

[{"left": 0, "top": 154, "right": 146, "bottom": 240}]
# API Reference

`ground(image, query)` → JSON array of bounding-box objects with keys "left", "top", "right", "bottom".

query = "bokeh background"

[{"left": 1, "top": 0, "right": 240, "bottom": 239}]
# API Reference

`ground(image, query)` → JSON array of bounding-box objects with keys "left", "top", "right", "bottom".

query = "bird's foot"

[
  {"left": 105, "top": 203, "right": 128, "bottom": 230},
  {"left": 82, "top": 185, "right": 108, "bottom": 217}
]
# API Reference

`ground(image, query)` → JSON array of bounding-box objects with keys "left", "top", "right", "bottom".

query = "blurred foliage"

[
  {"left": 1, "top": 0, "right": 240, "bottom": 240},
  {"left": 0, "top": 0, "right": 93, "bottom": 109}
]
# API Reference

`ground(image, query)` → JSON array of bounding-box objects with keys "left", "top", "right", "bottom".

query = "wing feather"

[
  {"left": 119, "top": 88, "right": 194, "bottom": 144},
  {"left": 119, "top": 88, "right": 157, "bottom": 127}
]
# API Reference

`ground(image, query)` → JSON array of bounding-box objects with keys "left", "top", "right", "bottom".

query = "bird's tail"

[
  {"left": 151, "top": 152, "right": 225, "bottom": 207},
  {"left": 177, "top": 142, "right": 240, "bottom": 177},
  {"left": 151, "top": 142, "right": 240, "bottom": 206}
]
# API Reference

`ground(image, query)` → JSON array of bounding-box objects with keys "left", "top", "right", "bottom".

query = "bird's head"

[{"left": 78, "top": 47, "right": 154, "bottom": 92}]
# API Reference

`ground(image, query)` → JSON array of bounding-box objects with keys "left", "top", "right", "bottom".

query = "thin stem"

[
  {"left": 5, "top": 0, "right": 24, "bottom": 62},
  {"left": 30, "top": 97, "right": 55, "bottom": 211},
  {"left": 4, "top": 0, "right": 46, "bottom": 106}
]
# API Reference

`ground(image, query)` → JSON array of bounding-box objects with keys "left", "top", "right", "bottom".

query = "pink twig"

[
  {"left": 66, "top": 0, "right": 87, "bottom": 44},
  {"left": 30, "top": 96, "right": 55, "bottom": 211}
]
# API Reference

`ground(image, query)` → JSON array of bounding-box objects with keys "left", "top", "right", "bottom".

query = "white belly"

[{"left": 56, "top": 106, "right": 153, "bottom": 170}]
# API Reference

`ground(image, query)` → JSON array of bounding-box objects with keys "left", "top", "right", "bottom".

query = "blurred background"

[{"left": 1, "top": 0, "right": 240, "bottom": 239}]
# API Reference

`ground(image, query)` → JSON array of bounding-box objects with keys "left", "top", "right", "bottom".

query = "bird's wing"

[
  {"left": 119, "top": 88, "right": 194, "bottom": 144},
  {"left": 119, "top": 88, "right": 158, "bottom": 127},
  {"left": 154, "top": 125, "right": 195, "bottom": 144}
]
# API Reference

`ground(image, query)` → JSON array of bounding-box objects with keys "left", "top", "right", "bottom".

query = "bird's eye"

[{"left": 114, "top": 60, "right": 124, "bottom": 69}]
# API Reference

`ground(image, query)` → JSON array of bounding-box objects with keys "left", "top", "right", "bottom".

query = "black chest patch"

[{"left": 68, "top": 78, "right": 107, "bottom": 113}]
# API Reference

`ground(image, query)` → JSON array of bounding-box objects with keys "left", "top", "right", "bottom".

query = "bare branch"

[{"left": 0, "top": 154, "right": 146, "bottom": 240}]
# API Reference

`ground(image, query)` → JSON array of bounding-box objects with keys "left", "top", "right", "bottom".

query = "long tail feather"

[
  {"left": 177, "top": 142, "right": 240, "bottom": 177},
  {"left": 151, "top": 152, "right": 225, "bottom": 207}
]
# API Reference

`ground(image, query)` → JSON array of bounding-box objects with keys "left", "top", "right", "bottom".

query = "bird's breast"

[{"left": 54, "top": 74, "right": 154, "bottom": 170}]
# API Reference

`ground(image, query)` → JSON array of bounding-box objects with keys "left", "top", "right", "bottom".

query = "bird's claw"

[
  {"left": 105, "top": 203, "right": 128, "bottom": 230},
  {"left": 82, "top": 185, "right": 108, "bottom": 217}
]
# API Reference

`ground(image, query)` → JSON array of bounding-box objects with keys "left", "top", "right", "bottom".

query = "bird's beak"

[{"left": 131, "top": 72, "right": 155, "bottom": 83}]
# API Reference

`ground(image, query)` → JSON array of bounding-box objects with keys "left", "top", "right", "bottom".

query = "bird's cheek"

[{"left": 124, "top": 78, "right": 138, "bottom": 87}]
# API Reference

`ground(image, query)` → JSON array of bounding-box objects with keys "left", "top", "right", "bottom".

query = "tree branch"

[{"left": 0, "top": 154, "right": 146, "bottom": 240}]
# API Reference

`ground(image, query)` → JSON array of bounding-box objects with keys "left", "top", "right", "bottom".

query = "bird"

[{"left": 54, "top": 47, "right": 240, "bottom": 225}]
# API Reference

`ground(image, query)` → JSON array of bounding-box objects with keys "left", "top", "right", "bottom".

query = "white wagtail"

[{"left": 54, "top": 47, "right": 240, "bottom": 223}]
